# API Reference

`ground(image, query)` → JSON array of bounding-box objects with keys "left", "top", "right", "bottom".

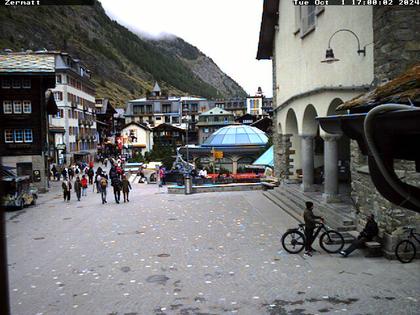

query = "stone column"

[
  {"left": 231, "top": 156, "right": 238, "bottom": 175},
  {"left": 322, "top": 134, "right": 341, "bottom": 202},
  {"left": 300, "top": 134, "right": 315, "bottom": 192}
]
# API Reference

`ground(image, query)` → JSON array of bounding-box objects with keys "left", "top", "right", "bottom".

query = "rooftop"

[
  {"left": 202, "top": 125, "right": 268, "bottom": 147},
  {"left": 0, "top": 53, "right": 55, "bottom": 73}
]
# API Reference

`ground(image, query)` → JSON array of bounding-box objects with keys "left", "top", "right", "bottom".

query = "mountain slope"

[{"left": 0, "top": 1, "right": 246, "bottom": 106}]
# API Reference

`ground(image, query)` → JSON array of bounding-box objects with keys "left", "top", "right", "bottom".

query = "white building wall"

[{"left": 275, "top": 5, "right": 374, "bottom": 107}]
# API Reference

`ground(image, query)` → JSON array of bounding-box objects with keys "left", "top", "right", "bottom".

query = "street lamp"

[
  {"left": 182, "top": 100, "right": 190, "bottom": 163},
  {"left": 321, "top": 29, "right": 367, "bottom": 64}
]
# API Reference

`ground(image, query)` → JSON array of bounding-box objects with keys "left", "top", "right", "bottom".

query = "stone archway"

[
  {"left": 285, "top": 108, "right": 301, "bottom": 179},
  {"left": 300, "top": 104, "right": 320, "bottom": 191}
]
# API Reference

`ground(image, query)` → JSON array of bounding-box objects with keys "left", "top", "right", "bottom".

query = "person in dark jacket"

[
  {"left": 74, "top": 176, "right": 82, "bottom": 201},
  {"left": 121, "top": 175, "right": 132, "bottom": 202},
  {"left": 88, "top": 167, "right": 95, "bottom": 185},
  {"left": 340, "top": 214, "right": 379, "bottom": 257},
  {"left": 61, "top": 167, "right": 68, "bottom": 180},
  {"left": 111, "top": 176, "right": 122, "bottom": 204},
  {"left": 303, "top": 201, "right": 323, "bottom": 256},
  {"left": 62, "top": 178, "right": 72, "bottom": 202}
]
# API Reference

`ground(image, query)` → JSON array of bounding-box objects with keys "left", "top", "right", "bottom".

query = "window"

[
  {"left": 24, "top": 129, "right": 33, "bottom": 142},
  {"left": 14, "top": 129, "right": 23, "bottom": 143},
  {"left": 13, "top": 101, "right": 22, "bottom": 114},
  {"left": 56, "top": 75, "right": 62, "bottom": 84},
  {"left": 204, "top": 128, "right": 209, "bottom": 133},
  {"left": 155, "top": 116, "right": 161, "bottom": 120},
  {"left": 1, "top": 79, "right": 11, "bottom": 89},
  {"left": 296, "top": 6, "right": 321, "bottom": 37},
  {"left": 22, "top": 79, "right": 31, "bottom": 88},
  {"left": 12, "top": 79, "right": 21, "bottom": 89},
  {"left": 54, "top": 92, "right": 63, "bottom": 101},
  {"left": 3, "top": 101, "right": 12, "bottom": 114},
  {"left": 23, "top": 101, "right": 32, "bottom": 114},
  {"left": 4, "top": 130, "right": 13, "bottom": 143}
]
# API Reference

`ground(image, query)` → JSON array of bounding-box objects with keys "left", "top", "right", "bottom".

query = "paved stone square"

[{"left": 5, "top": 180, "right": 420, "bottom": 315}]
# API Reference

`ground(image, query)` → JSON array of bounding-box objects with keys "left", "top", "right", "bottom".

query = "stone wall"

[
  {"left": 373, "top": 7, "right": 420, "bottom": 83},
  {"left": 272, "top": 129, "right": 292, "bottom": 181},
  {"left": 350, "top": 140, "right": 420, "bottom": 257}
]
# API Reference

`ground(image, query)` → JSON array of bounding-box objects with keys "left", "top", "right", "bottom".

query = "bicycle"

[
  {"left": 395, "top": 227, "right": 420, "bottom": 263},
  {"left": 281, "top": 222, "right": 345, "bottom": 254}
]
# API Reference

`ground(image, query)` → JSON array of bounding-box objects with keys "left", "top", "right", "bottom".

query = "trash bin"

[{"left": 184, "top": 174, "right": 192, "bottom": 195}]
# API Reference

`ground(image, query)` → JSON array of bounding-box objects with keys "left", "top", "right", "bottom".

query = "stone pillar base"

[
  {"left": 322, "top": 193, "right": 341, "bottom": 203},
  {"left": 301, "top": 183, "right": 316, "bottom": 192}
]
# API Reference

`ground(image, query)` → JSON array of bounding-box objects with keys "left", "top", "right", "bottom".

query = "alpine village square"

[{"left": 0, "top": 1, "right": 419, "bottom": 315}]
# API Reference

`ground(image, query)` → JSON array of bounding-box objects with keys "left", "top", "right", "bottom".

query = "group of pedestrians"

[
  {"left": 59, "top": 159, "right": 132, "bottom": 205},
  {"left": 51, "top": 162, "right": 95, "bottom": 184}
]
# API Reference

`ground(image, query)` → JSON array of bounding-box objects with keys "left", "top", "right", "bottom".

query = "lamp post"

[{"left": 321, "top": 29, "right": 368, "bottom": 64}]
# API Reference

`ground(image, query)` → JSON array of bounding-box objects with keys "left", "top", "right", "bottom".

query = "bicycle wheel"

[
  {"left": 319, "top": 230, "right": 344, "bottom": 253},
  {"left": 395, "top": 240, "right": 416, "bottom": 263},
  {"left": 281, "top": 230, "right": 305, "bottom": 254}
]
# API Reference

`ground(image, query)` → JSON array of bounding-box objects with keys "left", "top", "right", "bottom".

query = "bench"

[
  {"left": 364, "top": 241, "right": 382, "bottom": 257},
  {"left": 347, "top": 231, "right": 382, "bottom": 257}
]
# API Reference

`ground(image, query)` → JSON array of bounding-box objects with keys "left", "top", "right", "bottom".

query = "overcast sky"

[{"left": 99, "top": 0, "right": 273, "bottom": 97}]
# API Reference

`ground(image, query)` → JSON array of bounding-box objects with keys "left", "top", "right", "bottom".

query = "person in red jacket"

[{"left": 81, "top": 175, "right": 88, "bottom": 197}]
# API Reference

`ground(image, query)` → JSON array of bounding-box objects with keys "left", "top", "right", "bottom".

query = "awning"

[{"left": 253, "top": 146, "right": 273, "bottom": 167}]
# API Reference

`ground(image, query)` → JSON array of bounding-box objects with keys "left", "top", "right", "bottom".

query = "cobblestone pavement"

[{"left": 5, "top": 180, "right": 420, "bottom": 315}]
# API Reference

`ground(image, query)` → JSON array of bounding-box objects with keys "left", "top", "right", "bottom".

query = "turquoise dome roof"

[{"left": 202, "top": 125, "right": 268, "bottom": 147}]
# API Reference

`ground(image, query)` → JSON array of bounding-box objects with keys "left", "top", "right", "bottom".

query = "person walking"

[
  {"left": 303, "top": 201, "right": 323, "bottom": 257},
  {"left": 159, "top": 166, "right": 166, "bottom": 185},
  {"left": 112, "top": 176, "right": 122, "bottom": 204},
  {"left": 74, "top": 176, "right": 82, "bottom": 201},
  {"left": 122, "top": 174, "right": 132, "bottom": 202},
  {"left": 340, "top": 214, "right": 379, "bottom": 257},
  {"left": 61, "top": 167, "right": 68, "bottom": 180},
  {"left": 51, "top": 165, "right": 58, "bottom": 181},
  {"left": 95, "top": 172, "right": 102, "bottom": 193},
  {"left": 88, "top": 167, "right": 94, "bottom": 185},
  {"left": 81, "top": 175, "right": 88, "bottom": 197},
  {"left": 68, "top": 166, "right": 74, "bottom": 180},
  {"left": 100, "top": 175, "right": 108, "bottom": 204},
  {"left": 62, "top": 178, "right": 72, "bottom": 202}
]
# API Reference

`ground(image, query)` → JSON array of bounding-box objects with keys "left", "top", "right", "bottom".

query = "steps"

[{"left": 263, "top": 184, "right": 357, "bottom": 232}]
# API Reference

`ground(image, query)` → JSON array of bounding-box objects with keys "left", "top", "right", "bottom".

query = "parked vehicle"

[{"left": 1, "top": 175, "right": 38, "bottom": 210}]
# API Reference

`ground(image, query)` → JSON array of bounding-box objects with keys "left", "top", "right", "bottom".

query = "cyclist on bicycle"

[{"left": 303, "top": 201, "right": 323, "bottom": 256}]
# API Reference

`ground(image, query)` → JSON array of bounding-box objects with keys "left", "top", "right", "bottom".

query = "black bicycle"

[
  {"left": 395, "top": 227, "right": 420, "bottom": 263},
  {"left": 281, "top": 222, "right": 345, "bottom": 254}
]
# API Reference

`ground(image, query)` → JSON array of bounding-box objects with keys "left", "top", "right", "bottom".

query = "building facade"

[
  {"left": 214, "top": 98, "right": 246, "bottom": 117},
  {"left": 196, "top": 108, "right": 236, "bottom": 144},
  {"left": 125, "top": 82, "right": 212, "bottom": 128},
  {"left": 48, "top": 52, "right": 97, "bottom": 164},
  {"left": 258, "top": 2, "right": 373, "bottom": 199},
  {"left": 0, "top": 53, "right": 58, "bottom": 192},
  {"left": 257, "top": 1, "right": 420, "bottom": 256},
  {"left": 120, "top": 122, "right": 153, "bottom": 158}
]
